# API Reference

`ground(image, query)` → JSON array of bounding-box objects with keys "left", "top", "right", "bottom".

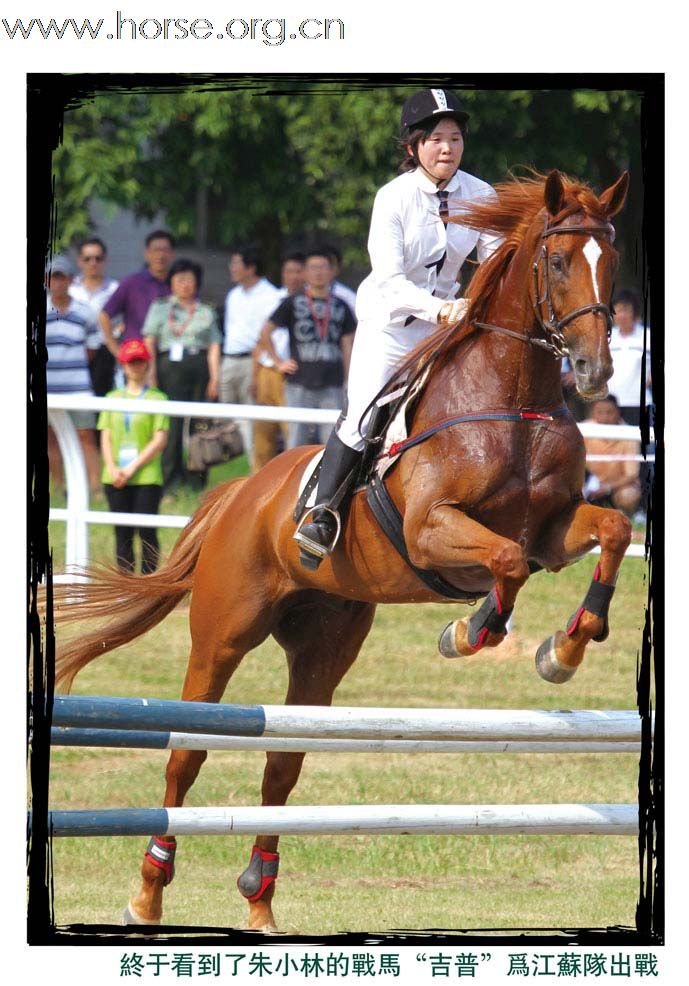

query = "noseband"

[{"left": 477, "top": 214, "right": 616, "bottom": 359}]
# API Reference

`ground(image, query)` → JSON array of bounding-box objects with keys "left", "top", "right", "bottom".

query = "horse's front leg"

[
  {"left": 532, "top": 501, "right": 632, "bottom": 683},
  {"left": 404, "top": 503, "right": 530, "bottom": 657}
]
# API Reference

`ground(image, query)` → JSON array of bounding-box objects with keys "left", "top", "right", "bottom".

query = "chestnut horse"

[{"left": 53, "top": 170, "right": 632, "bottom": 932}]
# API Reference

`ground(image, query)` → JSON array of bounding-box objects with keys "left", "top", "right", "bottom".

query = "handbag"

[{"left": 186, "top": 418, "right": 245, "bottom": 471}]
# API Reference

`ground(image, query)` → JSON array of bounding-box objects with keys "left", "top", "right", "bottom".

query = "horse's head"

[{"left": 536, "top": 170, "right": 629, "bottom": 400}]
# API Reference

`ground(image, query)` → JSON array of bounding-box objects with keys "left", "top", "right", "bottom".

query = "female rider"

[{"left": 295, "top": 88, "right": 500, "bottom": 566}]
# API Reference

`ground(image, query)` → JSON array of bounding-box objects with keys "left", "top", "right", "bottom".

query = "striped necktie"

[{"left": 437, "top": 190, "right": 450, "bottom": 224}]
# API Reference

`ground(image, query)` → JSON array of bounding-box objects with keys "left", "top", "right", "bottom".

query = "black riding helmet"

[{"left": 399, "top": 88, "right": 470, "bottom": 142}]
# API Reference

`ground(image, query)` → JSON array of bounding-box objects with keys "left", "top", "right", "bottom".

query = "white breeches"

[{"left": 337, "top": 317, "right": 437, "bottom": 451}]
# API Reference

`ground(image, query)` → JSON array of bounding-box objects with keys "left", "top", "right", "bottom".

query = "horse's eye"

[{"left": 550, "top": 255, "right": 563, "bottom": 273}]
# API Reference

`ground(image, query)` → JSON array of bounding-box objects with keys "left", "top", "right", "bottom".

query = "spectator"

[
  {"left": 220, "top": 245, "right": 282, "bottom": 467},
  {"left": 258, "top": 248, "right": 356, "bottom": 448},
  {"left": 280, "top": 251, "right": 306, "bottom": 296},
  {"left": 98, "top": 339, "right": 169, "bottom": 573},
  {"left": 251, "top": 251, "right": 305, "bottom": 472},
  {"left": 322, "top": 244, "right": 358, "bottom": 316},
  {"left": 143, "top": 258, "right": 222, "bottom": 491},
  {"left": 69, "top": 237, "right": 120, "bottom": 396},
  {"left": 46, "top": 255, "right": 101, "bottom": 494},
  {"left": 99, "top": 229, "right": 175, "bottom": 358},
  {"left": 582, "top": 396, "right": 641, "bottom": 516},
  {"left": 608, "top": 289, "right": 652, "bottom": 426}
]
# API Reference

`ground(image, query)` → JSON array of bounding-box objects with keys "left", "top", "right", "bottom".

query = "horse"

[{"left": 52, "top": 169, "right": 632, "bottom": 933}]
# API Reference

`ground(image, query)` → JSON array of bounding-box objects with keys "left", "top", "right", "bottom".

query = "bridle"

[{"left": 476, "top": 213, "right": 616, "bottom": 359}]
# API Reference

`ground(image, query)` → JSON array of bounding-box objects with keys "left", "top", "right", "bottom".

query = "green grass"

[{"left": 45, "top": 480, "right": 651, "bottom": 935}]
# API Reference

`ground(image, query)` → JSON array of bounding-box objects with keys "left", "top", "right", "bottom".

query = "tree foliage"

[{"left": 53, "top": 82, "right": 643, "bottom": 281}]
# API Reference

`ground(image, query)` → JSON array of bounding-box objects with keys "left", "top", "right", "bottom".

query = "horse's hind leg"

[
  {"left": 124, "top": 585, "right": 273, "bottom": 926},
  {"left": 237, "top": 598, "right": 376, "bottom": 933},
  {"left": 123, "top": 642, "right": 249, "bottom": 925},
  {"left": 532, "top": 502, "right": 632, "bottom": 683}
]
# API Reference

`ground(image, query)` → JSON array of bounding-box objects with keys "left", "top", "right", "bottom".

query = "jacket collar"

[{"left": 412, "top": 167, "right": 463, "bottom": 196}]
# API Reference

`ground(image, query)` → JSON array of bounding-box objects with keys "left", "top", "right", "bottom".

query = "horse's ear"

[
  {"left": 599, "top": 171, "right": 629, "bottom": 218},
  {"left": 544, "top": 170, "right": 566, "bottom": 217}
]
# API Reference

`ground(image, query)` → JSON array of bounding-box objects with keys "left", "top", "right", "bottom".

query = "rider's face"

[{"left": 414, "top": 119, "right": 464, "bottom": 186}]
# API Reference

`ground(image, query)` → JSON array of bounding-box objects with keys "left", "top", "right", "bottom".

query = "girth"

[{"left": 366, "top": 473, "right": 487, "bottom": 602}]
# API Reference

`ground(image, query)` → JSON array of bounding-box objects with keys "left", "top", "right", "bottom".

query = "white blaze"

[{"left": 582, "top": 237, "right": 602, "bottom": 303}]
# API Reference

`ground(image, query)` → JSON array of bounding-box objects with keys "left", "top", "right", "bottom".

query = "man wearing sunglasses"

[{"left": 70, "top": 237, "right": 120, "bottom": 395}]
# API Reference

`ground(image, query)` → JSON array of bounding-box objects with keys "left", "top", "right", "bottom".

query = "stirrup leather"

[{"left": 293, "top": 503, "right": 342, "bottom": 559}]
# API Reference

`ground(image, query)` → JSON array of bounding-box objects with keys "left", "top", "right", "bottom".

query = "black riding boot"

[{"left": 294, "top": 431, "right": 362, "bottom": 568}]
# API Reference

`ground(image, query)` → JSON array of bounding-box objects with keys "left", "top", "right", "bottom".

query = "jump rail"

[
  {"left": 45, "top": 696, "right": 646, "bottom": 840},
  {"left": 44, "top": 803, "right": 638, "bottom": 838},
  {"left": 51, "top": 727, "right": 641, "bottom": 755},
  {"left": 51, "top": 695, "right": 648, "bottom": 744}
]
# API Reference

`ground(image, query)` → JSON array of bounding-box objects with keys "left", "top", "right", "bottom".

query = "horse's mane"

[{"left": 394, "top": 171, "right": 612, "bottom": 379}]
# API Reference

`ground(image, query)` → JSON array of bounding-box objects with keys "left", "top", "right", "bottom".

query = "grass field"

[{"left": 45, "top": 473, "right": 651, "bottom": 936}]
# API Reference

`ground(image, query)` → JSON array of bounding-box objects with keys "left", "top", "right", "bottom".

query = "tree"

[{"left": 53, "top": 81, "right": 644, "bottom": 284}]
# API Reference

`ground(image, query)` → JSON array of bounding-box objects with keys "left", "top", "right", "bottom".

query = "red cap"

[{"left": 118, "top": 339, "right": 151, "bottom": 364}]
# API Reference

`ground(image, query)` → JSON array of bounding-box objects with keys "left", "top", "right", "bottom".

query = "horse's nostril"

[{"left": 575, "top": 358, "right": 588, "bottom": 376}]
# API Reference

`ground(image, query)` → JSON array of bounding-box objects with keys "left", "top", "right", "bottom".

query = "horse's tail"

[{"left": 52, "top": 478, "right": 245, "bottom": 692}]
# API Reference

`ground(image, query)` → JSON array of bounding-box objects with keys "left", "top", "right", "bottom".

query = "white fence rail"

[{"left": 48, "top": 396, "right": 652, "bottom": 571}]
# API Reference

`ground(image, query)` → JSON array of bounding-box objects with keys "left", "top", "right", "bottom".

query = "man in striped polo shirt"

[{"left": 46, "top": 255, "right": 102, "bottom": 493}]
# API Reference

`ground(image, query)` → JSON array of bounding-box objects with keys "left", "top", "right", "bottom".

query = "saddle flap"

[{"left": 293, "top": 450, "right": 325, "bottom": 522}]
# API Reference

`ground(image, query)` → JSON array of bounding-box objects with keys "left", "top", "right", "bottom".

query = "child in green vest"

[{"left": 98, "top": 339, "right": 170, "bottom": 573}]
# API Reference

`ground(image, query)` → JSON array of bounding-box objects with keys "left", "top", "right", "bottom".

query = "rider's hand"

[{"left": 438, "top": 298, "right": 469, "bottom": 329}]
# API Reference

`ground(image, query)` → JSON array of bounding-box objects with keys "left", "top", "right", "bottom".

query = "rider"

[{"left": 295, "top": 88, "right": 501, "bottom": 566}]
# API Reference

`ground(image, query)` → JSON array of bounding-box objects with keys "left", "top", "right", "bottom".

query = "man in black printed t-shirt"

[{"left": 257, "top": 248, "right": 356, "bottom": 447}]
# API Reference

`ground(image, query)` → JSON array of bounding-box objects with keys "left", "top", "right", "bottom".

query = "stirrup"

[{"left": 293, "top": 503, "right": 342, "bottom": 560}]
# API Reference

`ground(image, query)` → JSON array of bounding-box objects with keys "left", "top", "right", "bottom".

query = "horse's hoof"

[
  {"left": 438, "top": 619, "right": 472, "bottom": 658},
  {"left": 535, "top": 632, "right": 578, "bottom": 684},
  {"left": 439, "top": 621, "right": 460, "bottom": 658},
  {"left": 122, "top": 900, "right": 161, "bottom": 926}
]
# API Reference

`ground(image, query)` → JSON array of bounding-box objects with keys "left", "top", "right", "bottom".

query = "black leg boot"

[{"left": 294, "top": 431, "right": 362, "bottom": 568}]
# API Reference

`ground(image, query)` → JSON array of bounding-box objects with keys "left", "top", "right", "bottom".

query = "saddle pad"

[{"left": 374, "top": 365, "right": 431, "bottom": 480}]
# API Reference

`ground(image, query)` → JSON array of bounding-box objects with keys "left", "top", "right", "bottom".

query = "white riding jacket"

[
  {"left": 337, "top": 167, "right": 501, "bottom": 451},
  {"left": 355, "top": 167, "right": 500, "bottom": 330}
]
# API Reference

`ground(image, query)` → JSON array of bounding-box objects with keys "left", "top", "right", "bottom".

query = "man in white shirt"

[
  {"left": 220, "top": 246, "right": 281, "bottom": 467},
  {"left": 69, "top": 237, "right": 119, "bottom": 395},
  {"left": 608, "top": 289, "right": 652, "bottom": 427}
]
